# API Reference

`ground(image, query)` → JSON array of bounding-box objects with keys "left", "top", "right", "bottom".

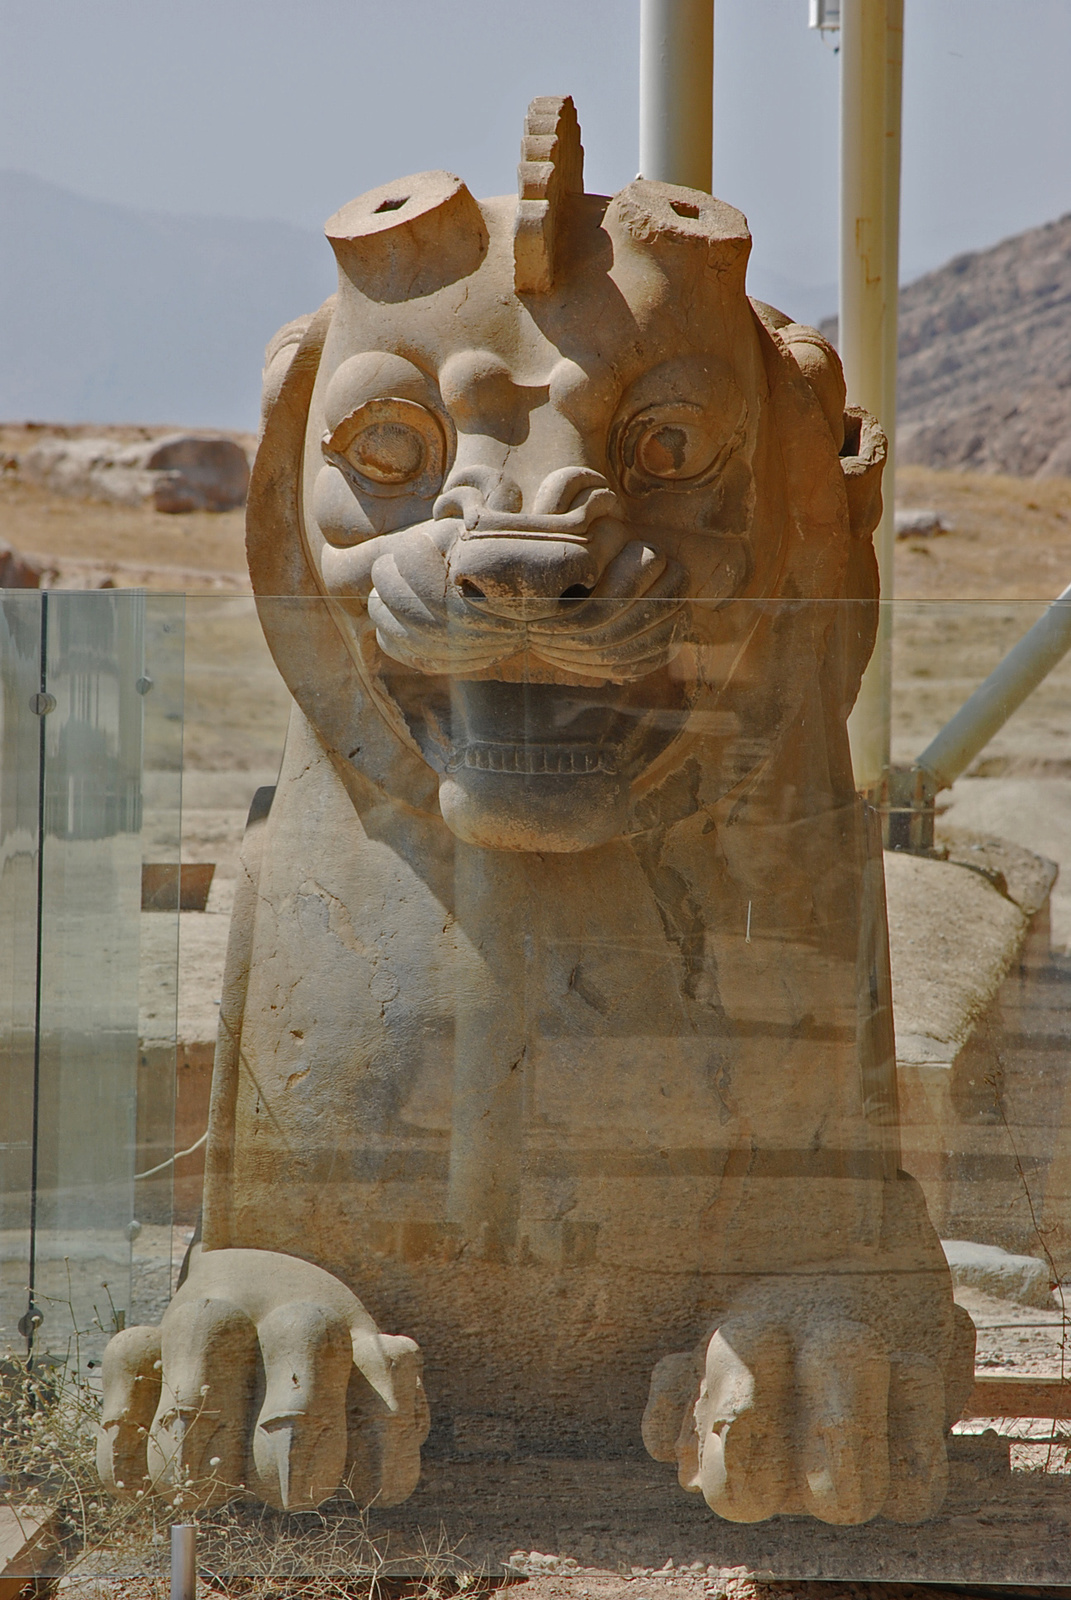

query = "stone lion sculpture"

[{"left": 99, "top": 97, "right": 973, "bottom": 1527}]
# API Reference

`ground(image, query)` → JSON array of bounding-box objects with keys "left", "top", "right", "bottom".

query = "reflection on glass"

[
  {"left": 0, "top": 592, "right": 184, "bottom": 1370},
  {"left": 132, "top": 597, "right": 184, "bottom": 1332},
  {"left": 7, "top": 592, "right": 1071, "bottom": 1581}
]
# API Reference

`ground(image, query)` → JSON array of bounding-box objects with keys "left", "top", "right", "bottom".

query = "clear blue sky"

[{"left": 3, "top": 0, "right": 1070, "bottom": 304}]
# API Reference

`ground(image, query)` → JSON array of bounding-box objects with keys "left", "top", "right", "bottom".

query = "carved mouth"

[
  {"left": 448, "top": 742, "right": 616, "bottom": 776},
  {"left": 378, "top": 669, "right": 690, "bottom": 784}
]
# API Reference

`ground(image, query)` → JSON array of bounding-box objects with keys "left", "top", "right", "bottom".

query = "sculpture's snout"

[
  {"left": 438, "top": 465, "right": 629, "bottom": 619},
  {"left": 449, "top": 535, "right": 602, "bottom": 618}
]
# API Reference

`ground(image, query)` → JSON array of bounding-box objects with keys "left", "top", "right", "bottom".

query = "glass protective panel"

[
  {"left": 30, "top": 591, "right": 145, "bottom": 1360},
  {"left": 7, "top": 590, "right": 1071, "bottom": 1585},
  {"left": 0, "top": 594, "right": 185, "bottom": 1380},
  {"left": 0, "top": 592, "right": 43, "bottom": 1351}
]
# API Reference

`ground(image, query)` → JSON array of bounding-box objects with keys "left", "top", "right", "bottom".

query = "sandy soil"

[
  {"left": 895, "top": 465, "right": 1071, "bottom": 602},
  {"left": 0, "top": 460, "right": 248, "bottom": 588}
]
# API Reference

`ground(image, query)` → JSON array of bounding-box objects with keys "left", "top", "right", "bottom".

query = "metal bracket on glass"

[
  {"left": 869, "top": 764, "right": 940, "bottom": 854},
  {"left": 17, "top": 1302, "right": 43, "bottom": 1340}
]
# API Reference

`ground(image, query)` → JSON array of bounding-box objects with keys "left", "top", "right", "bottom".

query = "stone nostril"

[
  {"left": 459, "top": 578, "right": 487, "bottom": 601},
  {"left": 560, "top": 583, "right": 592, "bottom": 601}
]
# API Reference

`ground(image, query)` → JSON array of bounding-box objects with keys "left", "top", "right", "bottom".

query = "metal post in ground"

[{"left": 171, "top": 1524, "right": 197, "bottom": 1600}]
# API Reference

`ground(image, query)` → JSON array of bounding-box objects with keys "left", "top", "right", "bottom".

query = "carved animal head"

[{"left": 249, "top": 96, "right": 884, "bottom": 852}]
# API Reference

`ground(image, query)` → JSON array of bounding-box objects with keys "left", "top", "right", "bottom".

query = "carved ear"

[
  {"left": 325, "top": 170, "right": 488, "bottom": 302},
  {"left": 840, "top": 406, "right": 887, "bottom": 544},
  {"left": 750, "top": 300, "right": 885, "bottom": 544},
  {"left": 246, "top": 295, "right": 440, "bottom": 813},
  {"left": 775, "top": 323, "right": 847, "bottom": 453},
  {"left": 820, "top": 409, "right": 885, "bottom": 723},
  {"left": 513, "top": 95, "right": 585, "bottom": 294},
  {"left": 260, "top": 313, "right": 318, "bottom": 438},
  {"left": 248, "top": 298, "right": 333, "bottom": 606}
]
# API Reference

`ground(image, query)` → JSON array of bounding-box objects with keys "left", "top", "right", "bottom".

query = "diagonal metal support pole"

[{"left": 883, "top": 582, "right": 1071, "bottom": 851}]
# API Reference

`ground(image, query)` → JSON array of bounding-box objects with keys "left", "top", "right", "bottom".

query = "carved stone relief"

[{"left": 98, "top": 96, "right": 973, "bottom": 1526}]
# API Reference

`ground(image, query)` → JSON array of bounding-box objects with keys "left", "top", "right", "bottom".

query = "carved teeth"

[{"left": 453, "top": 744, "right": 614, "bottom": 776}]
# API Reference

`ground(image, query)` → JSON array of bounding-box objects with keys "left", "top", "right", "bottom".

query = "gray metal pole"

[
  {"left": 639, "top": 0, "right": 715, "bottom": 191},
  {"left": 171, "top": 1524, "right": 197, "bottom": 1600},
  {"left": 917, "top": 584, "right": 1071, "bottom": 792}
]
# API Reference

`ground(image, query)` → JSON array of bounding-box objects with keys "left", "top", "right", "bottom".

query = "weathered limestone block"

[
  {"left": 99, "top": 96, "right": 971, "bottom": 1524},
  {"left": 887, "top": 850, "right": 1034, "bottom": 1069},
  {"left": 889, "top": 833, "right": 1065, "bottom": 1250},
  {"left": 15, "top": 432, "right": 249, "bottom": 511},
  {"left": 941, "top": 1239, "right": 1052, "bottom": 1309},
  {"left": 0, "top": 539, "right": 48, "bottom": 588}
]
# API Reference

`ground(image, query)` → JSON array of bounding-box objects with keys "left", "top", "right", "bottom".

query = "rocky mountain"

[
  {"left": 0, "top": 171, "right": 335, "bottom": 431},
  {"left": 823, "top": 214, "right": 1071, "bottom": 478},
  {"left": 897, "top": 212, "right": 1071, "bottom": 478}
]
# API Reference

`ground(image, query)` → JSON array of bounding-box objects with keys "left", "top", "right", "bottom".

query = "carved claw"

[
  {"left": 250, "top": 1301, "right": 351, "bottom": 1511},
  {"left": 97, "top": 1249, "right": 429, "bottom": 1513},
  {"left": 97, "top": 1325, "right": 162, "bottom": 1496},
  {"left": 146, "top": 1296, "right": 258, "bottom": 1507},
  {"left": 697, "top": 1318, "right": 795, "bottom": 1522},
  {"left": 645, "top": 1292, "right": 958, "bottom": 1526}
]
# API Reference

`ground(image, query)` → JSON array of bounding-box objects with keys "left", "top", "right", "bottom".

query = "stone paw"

[
  {"left": 643, "top": 1284, "right": 973, "bottom": 1526},
  {"left": 97, "top": 1248, "right": 429, "bottom": 1512}
]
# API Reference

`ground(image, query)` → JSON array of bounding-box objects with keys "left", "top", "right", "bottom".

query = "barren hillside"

[{"left": 822, "top": 213, "right": 1071, "bottom": 478}]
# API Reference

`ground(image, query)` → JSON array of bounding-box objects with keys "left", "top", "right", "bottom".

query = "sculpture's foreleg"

[{"left": 98, "top": 777, "right": 430, "bottom": 1512}]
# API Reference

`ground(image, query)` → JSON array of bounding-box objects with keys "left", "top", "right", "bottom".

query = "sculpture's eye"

[
  {"left": 619, "top": 403, "right": 724, "bottom": 487},
  {"left": 636, "top": 420, "right": 712, "bottom": 479},
  {"left": 347, "top": 419, "right": 424, "bottom": 483},
  {"left": 322, "top": 397, "right": 447, "bottom": 499}
]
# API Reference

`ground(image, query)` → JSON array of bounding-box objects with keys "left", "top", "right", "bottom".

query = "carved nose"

[
  {"left": 449, "top": 536, "right": 599, "bottom": 619},
  {"left": 438, "top": 465, "right": 629, "bottom": 618}
]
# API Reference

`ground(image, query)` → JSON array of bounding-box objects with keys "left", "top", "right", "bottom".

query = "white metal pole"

[
  {"left": 842, "top": 0, "right": 903, "bottom": 791},
  {"left": 639, "top": 0, "right": 715, "bottom": 191}
]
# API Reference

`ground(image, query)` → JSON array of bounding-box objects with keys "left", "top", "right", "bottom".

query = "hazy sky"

[{"left": 3, "top": 0, "right": 1070, "bottom": 300}]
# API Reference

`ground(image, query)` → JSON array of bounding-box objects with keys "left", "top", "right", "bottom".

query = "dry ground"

[
  {"left": 894, "top": 465, "right": 1071, "bottom": 602},
  {"left": 38, "top": 1578, "right": 1049, "bottom": 1600},
  {"left": 890, "top": 467, "right": 1071, "bottom": 768},
  {"left": 0, "top": 424, "right": 250, "bottom": 588}
]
